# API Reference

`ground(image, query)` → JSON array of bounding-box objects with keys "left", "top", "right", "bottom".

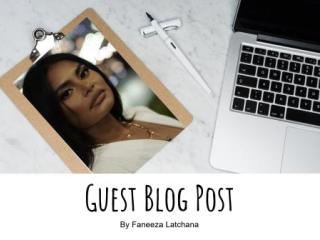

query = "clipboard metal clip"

[{"left": 29, "top": 28, "right": 65, "bottom": 62}]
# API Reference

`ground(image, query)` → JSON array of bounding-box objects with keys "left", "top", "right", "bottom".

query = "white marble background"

[{"left": 0, "top": 0, "right": 238, "bottom": 173}]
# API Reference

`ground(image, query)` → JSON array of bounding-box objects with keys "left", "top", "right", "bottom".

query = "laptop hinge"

[{"left": 257, "top": 34, "right": 320, "bottom": 53}]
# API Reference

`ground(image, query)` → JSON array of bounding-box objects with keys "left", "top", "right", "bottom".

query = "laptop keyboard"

[{"left": 232, "top": 44, "right": 320, "bottom": 127}]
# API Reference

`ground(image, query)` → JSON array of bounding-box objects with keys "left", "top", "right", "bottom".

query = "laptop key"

[
  {"left": 232, "top": 97, "right": 245, "bottom": 111},
  {"left": 245, "top": 100, "right": 257, "bottom": 113},
  {"left": 294, "top": 74, "right": 305, "bottom": 85},
  {"left": 290, "top": 62, "right": 301, "bottom": 73},
  {"left": 258, "top": 79, "right": 270, "bottom": 90},
  {"left": 308, "top": 88, "right": 319, "bottom": 100},
  {"left": 253, "top": 55, "right": 264, "bottom": 65},
  {"left": 280, "top": 53, "right": 291, "bottom": 60},
  {"left": 258, "top": 102, "right": 270, "bottom": 116},
  {"left": 277, "top": 59, "right": 288, "bottom": 70},
  {"left": 267, "top": 50, "right": 279, "bottom": 58},
  {"left": 281, "top": 72, "right": 293, "bottom": 83},
  {"left": 235, "top": 86, "right": 250, "bottom": 98},
  {"left": 293, "top": 55, "right": 304, "bottom": 62},
  {"left": 301, "top": 64, "right": 313, "bottom": 75},
  {"left": 283, "top": 84, "right": 295, "bottom": 95},
  {"left": 255, "top": 48, "right": 266, "bottom": 55},
  {"left": 306, "top": 76, "right": 318, "bottom": 88},
  {"left": 288, "top": 96, "right": 299, "bottom": 108},
  {"left": 305, "top": 57, "right": 317, "bottom": 65},
  {"left": 295, "top": 86, "right": 307, "bottom": 97},
  {"left": 313, "top": 101, "right": 320, "bottom": 112},
  {"left": 269, "top": 70, "right": 281, "bottom": 80},
  {"left": 271, "top": 81, "right": 282, "bottom": 92},
  {"left": 300, "top": 99, "right": 312, "bottom": 110},
  {"left": 250, "top": 89, "right": 262, "bottom": 100},
  {"left": 257, "top": 67, "right": 269, "bottom": 78},
  {"left": 265, "top": 57, "right": 276, "bottom": 68},
  {"left": 240, "top": 52, "right": 252, "bottom": 63},
  {"left": 314, "top": 66, "right": 320, "bottom": 77},
  {"left": 239, "top": 64, "right": 256, "bottom": 76},
  {"left": 237, "top": 75, "right": 258, "bottom": 88},
  {"left": 270, "top": 105, "right": 285, "bottom": 118},
  {"left": 275, "top": 94, "right": 287, "bottom": 105},
  {"left": 263, "top": 92, "right": 274, "bottom": 103},
  {"left": 242, "top": 45, "right": 254, "bottom": 52},
  {"left": 286, "top": 108, "right": 320, "bottom": 127}
]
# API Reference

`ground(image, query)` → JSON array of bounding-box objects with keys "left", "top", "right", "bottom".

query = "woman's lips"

[{"left": 90, "top": 90, "right": 106, "bottom": 109}]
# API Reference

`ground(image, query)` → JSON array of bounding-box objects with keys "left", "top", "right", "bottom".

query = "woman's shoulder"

[
  {"left": 123, "top": 105, "right": 157, "bottom": 117},
  {"left": 123, "top": 106, "right": 184, "bottom": 128},
  {"left": 92, "top": 139, "right": 167, "bottom": 173}
]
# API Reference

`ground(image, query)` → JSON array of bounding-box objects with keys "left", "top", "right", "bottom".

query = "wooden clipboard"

[{"left": 0, "top": 8, "right": 193, "bottom": 173}]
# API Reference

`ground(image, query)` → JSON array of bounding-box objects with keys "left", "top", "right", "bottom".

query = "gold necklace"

[{"left": 122, "top": 121, "right": 172, "bottom": 141}]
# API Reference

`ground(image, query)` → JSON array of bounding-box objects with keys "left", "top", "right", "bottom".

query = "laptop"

[{"left": 210, "top": 0, "right": 320, "bottom": 173}]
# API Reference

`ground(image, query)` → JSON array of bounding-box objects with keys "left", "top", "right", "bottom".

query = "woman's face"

[{"left": 46, "top": 60, "right": 115, "bottom": 129}]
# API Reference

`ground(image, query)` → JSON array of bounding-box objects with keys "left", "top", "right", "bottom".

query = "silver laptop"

[{"left": 210, "top": 0, "right": 320, "bottom": 173}]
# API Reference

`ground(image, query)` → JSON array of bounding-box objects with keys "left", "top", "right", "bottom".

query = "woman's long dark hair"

[{"left": 23, "top": 53, "right": 125, "bottom": 168}]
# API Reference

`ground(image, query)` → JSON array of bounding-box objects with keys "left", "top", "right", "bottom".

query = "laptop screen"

[{"left": 235, "top": 0, "right": 320, "bottom": 45}]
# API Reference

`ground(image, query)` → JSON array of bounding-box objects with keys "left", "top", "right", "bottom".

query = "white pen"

[{"left": 146, "top": 12, "right": 213, "bottom": 96}]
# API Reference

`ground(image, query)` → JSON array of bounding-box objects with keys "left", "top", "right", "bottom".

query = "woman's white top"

[{"left": 92, "top": 106, "right": 183, "bottom": 173}]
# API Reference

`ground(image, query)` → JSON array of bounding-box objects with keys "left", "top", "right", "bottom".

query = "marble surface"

[{"left": 0, "top": 0, "right": 238, "bottom": 173}]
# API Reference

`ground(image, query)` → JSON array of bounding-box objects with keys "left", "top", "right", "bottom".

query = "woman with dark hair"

[{"left": 23, "top": 53, "right": 183, "bottom": 172}]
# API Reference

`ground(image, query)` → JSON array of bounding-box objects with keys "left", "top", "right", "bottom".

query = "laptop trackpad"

[{"left": 282, "top": 127, "right": 320, "bottom": 173}]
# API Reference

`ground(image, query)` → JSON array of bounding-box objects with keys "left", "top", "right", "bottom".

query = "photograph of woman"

[{"left": 22, "top": 53, "right": 184, "bottom": 173}]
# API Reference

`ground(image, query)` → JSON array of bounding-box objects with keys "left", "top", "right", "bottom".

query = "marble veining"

[{"left": 0, "top": 0, "right": 238, "bottom": 173}]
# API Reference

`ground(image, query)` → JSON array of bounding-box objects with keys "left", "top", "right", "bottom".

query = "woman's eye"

[
  {"left": 60, "top": 88, "right": 73, "bottom": 101},
  {"left": 80, "top": 66, "right": 89, "bottom": 79}
]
